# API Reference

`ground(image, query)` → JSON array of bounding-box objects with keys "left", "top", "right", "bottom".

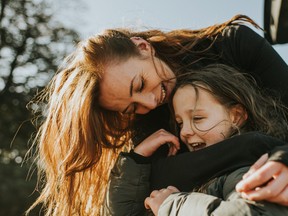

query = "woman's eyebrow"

[
  {"left": 122, "top": 75, "right": 137, "bottom": 114},
  {"left": 129, "top": 75, "right": 137, "bottom": 96}
]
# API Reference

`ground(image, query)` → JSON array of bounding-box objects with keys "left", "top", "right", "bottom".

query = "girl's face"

[
  {"left": 173, "top": 85, "right": 242, "bottom": 151},
  {"left": 99, "top": 38, "right": 176, "bottom": 114}
]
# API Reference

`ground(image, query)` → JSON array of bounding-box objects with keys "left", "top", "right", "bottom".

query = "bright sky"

[{"left": 57, "top": 0, "right": 287, "bottom": 63}]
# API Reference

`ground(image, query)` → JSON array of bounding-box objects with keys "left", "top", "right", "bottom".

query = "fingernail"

[
  {"left": 236, "top": 182, "right": 243, "bottom": 190},
  {"left": 241, "top": 192, "right": 249, "bottom": 199}
]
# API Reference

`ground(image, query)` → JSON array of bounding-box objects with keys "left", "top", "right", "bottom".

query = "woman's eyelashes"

[{"left": 138, "top": 76, "right": 145, "bottom": 92}]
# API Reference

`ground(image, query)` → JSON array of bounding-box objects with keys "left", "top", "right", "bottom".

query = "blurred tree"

[{"left": 0, "top": 0, "right": 80, "bottom": 215}]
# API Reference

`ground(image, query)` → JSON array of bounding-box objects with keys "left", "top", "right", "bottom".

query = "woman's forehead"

[{"left": 98, "top": 60, "right": 139, "bottom": 111}]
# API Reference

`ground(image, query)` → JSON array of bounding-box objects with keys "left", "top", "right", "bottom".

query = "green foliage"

[{"left": 0, "top": 0, "right": 80, "bottom": 215}]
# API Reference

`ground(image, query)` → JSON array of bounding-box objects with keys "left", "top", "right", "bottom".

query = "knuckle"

[
  {"left": 255, "top": 172, "right": 266, "bottom": 180},
  {"left": 265, "top": 189, "right": 274, "bottom": 196},
  {"left": 151, "top": 190, "right": 159, "bottom": 196}
]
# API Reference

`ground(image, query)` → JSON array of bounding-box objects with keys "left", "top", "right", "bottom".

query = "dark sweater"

[{"left": 131, "top": 24, "right": 288, "bottom": 191}]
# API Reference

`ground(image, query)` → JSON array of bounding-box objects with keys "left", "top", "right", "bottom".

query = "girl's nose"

[{"left": 180, "top": 122, "right": 195, "bottom": 138}]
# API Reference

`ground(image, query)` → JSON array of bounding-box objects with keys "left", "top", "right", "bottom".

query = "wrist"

[{"left": 127, "top": 150, "right": 152, "bottom": 164}]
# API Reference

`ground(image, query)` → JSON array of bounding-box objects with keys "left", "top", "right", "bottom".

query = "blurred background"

[{"left": 1, "top": 0, "right": 287, "bottom": 215}]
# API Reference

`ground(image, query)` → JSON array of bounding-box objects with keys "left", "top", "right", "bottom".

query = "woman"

[{"left": 28, "top": 15, "right": 288, "bottom": 215}]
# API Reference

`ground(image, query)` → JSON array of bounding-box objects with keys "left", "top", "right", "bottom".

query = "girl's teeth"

[
  {"left": 192, "top": 143, "right": 202, "bottom": 147},
  {"left": 189, "top": 143, "right": 206, "bottom": 151}
]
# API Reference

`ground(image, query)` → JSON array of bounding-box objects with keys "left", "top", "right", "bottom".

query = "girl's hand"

[
  {"left": 236, "top": 153, "right": 288, "bottom": 206},
  {"left": 134, "top": 129, "right": 180, "bottom": 157},
  {"left": 144, "top": 186, "right": 179, "bottom": 216}
]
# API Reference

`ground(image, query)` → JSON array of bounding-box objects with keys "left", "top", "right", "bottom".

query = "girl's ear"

[
  {"left": 229, "top": 104, "right": 248, "bottom": 127},
  {"left": 130, "top": 37, "right": 155, "bottom": 56}
]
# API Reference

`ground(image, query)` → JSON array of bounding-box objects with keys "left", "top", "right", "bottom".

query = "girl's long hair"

[{"left": 27, "top": 15, "right": 261, "bottom": 215}]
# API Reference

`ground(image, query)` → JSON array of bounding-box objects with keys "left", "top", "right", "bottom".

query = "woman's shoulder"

[
  {"left": 221, "top": 24, "right": 265, "bottom": 45},
  {"left": 222, "top": 24, "right": 259, "bottom": 38}
]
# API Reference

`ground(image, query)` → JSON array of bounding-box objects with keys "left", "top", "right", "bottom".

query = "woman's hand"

[
  {"left": 134, "top": 129, "right": 180, "bottom": 157},
  {"left": 236, "top": 153, "right": 288, "bottom": 206},
  {"left": 144, "top": 186, "right": 180, "bottom": 215}
]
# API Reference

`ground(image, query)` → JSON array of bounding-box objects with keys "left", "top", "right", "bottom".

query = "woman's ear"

[
  {"left": 230, "top": 104, "right": 248, "bottom": 127},
  {"left": 130, "top": 37, "right": 155, "bottom": 56}
]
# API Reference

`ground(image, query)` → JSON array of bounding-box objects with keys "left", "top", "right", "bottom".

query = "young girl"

[{"left": 107, "top": 64, "right": 288, "bottom": 215}]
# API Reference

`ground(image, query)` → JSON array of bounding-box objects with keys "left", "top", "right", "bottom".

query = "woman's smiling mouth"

[{"left": 160, "top": 82, "right": 167, "bottom": 104}]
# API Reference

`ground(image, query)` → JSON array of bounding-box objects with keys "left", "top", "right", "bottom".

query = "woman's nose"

[{"left": 135, "top": 93, "right": 157, "bottom": 114}]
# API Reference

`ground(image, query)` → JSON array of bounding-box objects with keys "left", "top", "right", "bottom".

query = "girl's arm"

[
  {"left": 102, "top": 129, "right": 179, "bottom": 215},
  {"left": 102, "top": 153, "right": 151, "bottom": 216}
]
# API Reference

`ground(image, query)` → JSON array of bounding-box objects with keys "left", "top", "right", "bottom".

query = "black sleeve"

[
  {"left": 269, "top": 145, "right": 288, "bottom": 165},
  {"left": 218, "top": 25, "right": 288, "bottom": 105},
  {"left": 150, "top": 132, "right": 287, "bottom": 191},
  {"left": 214, "top": 24, "right": 288, "bottom": 173}
]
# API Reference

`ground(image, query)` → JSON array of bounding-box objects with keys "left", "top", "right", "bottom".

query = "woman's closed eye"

[
  {"left": 137, "top": 76, "right": 145, "bottom": 93},
  {"left": 123, "top": 76, "right": 145, "bottom": 114}
]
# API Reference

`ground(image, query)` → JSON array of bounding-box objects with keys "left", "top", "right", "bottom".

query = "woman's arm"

[
  {"left": 219, "top": 25, "right": 288, "bottom": 204},
  {"left": 219, "top": 24, "right": 288, "bottom": 105},
  {"left": 151, "top": 132, "right": 287, "bottom": 191},
  {"left": 146, "top": 167, "right": 288, "bottom": 216},
  {"left": 236, "top": 153, "right": 288, "bottom": 206}
]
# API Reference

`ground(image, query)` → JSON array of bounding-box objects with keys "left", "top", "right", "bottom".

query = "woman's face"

[
  {"left": 173, "top": 85, "right": 235, "bottom": 151},
  {"left": 99, "top": 38, "right": 176, "bottom": 114}
]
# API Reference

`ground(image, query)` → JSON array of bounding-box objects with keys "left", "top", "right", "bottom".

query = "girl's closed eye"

[
  {"left": 176, "top": 121, "right": 183, "bottom": 129},
  {"left": 192, "top": 116, "right": 205, "bottom": 122}
]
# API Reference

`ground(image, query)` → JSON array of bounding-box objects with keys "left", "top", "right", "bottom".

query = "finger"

[
  {"left": 266, "top": 186, "right": 288, "bottom": 206},
  {"left": 168, "top": 144, "right": 178, "bottom": 156},
  {"left": 150, "top": 190, "right": 160, "bottom": 198},
  {"left": 236, "top": 161, "right": 281, "bottom": 192},
  {"left": 156, "top": 131, "right": 180, "bottom": 148},
  {"left": 167, "top": 186, "right": 180, "bottom": 192},
  {"left": 164, "top": 136, "right": 180, "bottom": 150},
  {"left": 242, "top": 153, "right": 268, "bottom": 179},
  {"left": 241, "top": 169, "right": 288, "bottom": 201},
  {"left": 144, "top": 197, "right": 152, "bottom": 209},
  {"left": 167, "top": 143, "right": 174, "bottom": 156}
]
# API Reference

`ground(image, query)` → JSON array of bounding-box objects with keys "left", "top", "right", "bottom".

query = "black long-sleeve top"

[{"left": 132, "top": 24, "right": 288, "bottom": 191}]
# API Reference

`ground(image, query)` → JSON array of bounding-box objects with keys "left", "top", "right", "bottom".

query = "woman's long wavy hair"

[
  {"left": 27, "top": 15, "right": 261, "bottom": 215},
  {"left": 169, "top": 64, "right": 288, "bottom": 141}
]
